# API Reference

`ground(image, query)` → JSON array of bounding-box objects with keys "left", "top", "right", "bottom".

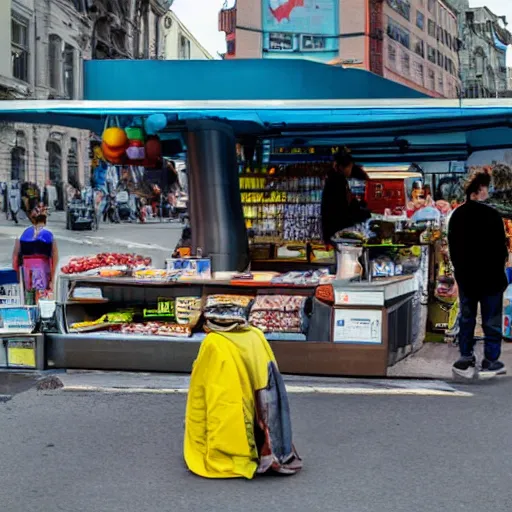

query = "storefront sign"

[
  {"left": 334, "top": 290, "right": 384, "bottom": 306},
  {"left": 333, "top": 309, "right": 382, "bottom": 344}
]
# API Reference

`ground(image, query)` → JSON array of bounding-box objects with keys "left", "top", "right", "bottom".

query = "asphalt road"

[
  {"left": 0, "top": 380, "right": 512, "bottom": 512},
  {"left": 0, "top": 214, "right": 183, "bottom": 268}
]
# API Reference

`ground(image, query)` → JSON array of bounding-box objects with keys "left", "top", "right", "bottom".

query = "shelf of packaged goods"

[
  {"left": 59, "top": 274, "right": 319, "bottom": 290},
  {"left": 242, "top": 201, "right": 321, "bottom": 205}
]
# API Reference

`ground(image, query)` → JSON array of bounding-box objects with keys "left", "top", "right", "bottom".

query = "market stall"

[{"left": 3, "top": 59, "right": 512, "bottom": 375}]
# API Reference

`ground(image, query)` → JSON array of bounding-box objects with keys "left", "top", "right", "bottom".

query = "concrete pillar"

[{"left": 186, "top": 120, "right": 249, "bottom": 272}]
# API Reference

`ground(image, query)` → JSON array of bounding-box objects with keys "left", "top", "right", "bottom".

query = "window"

[
  {"left": 47, "top": 140, "right": 62, "bottom": 183},
  {"left": 11, "top": 147, "right": 26, "bottom": 182},
  {"left": 428, "top": 0, "right": 435, "bottom": 14},
  {"left": 387, "top": 18, "right": 410, "bottom": 49},
  {"left": 269, "top": 33, "right": 294, "bottom": 51},
  {"left": 413, "top": 37, "right": 424, "bottom": 58},
  {"left": 388, "top": 43, "right": 397, "bottom": 66},
  {"left": 68, "top": 138, "right": 79, "bottom": 186},
  {"left": 11, "top": 16, "right": 29, "bottom": 82},
  {"left": 446, "top": 33, "right": 452, "bottom": 50},
  {"left": 437, "top": 26, "right": 442, "bottom": 42},
  {"left": 179, "top": 35, "right": 191, "bottom": 59},
  {"left": 416, "top": 11, "right": 425, "bottom": 30},
  {"left": 64, "top": 44, "right": 75, "bottom": 98},
  {"left": 438, "top": 75, "right": 444, "bottom": 93},
  {"left": 428, "top": 19, "right": 436, "bottom": 38},
  {"left": 49, "top": 35, "right": 62, "bottom": 90},
  {"left": 387, "top": 0, "right": 411, "bottom": 21},
  {"left": 437, "top": 50, "right": 443, "bottom": 67},
  {"left": 226, "top": 39, "right": 235, "bottom": 55},
  {"left": 414, "top": 61, "right": 424, "bottom": 85},
  {"left": 428, "top": 68, "right": 435, "bottom": 90},
  {"left": 401, "top": 51, "right": 410, "bottom": 75},
  {"left": 427, "top": 45, "right": 436, "bottom": 63},
  {"left": 301, "top": 35, "right": 326, "bottom": 51}
]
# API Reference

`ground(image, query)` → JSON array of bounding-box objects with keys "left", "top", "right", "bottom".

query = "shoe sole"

[
  {"left": 452, "top": 367, "right": 477, "bottom": 380},
  {"left": 478, "top": 369, "right": 507, "bottom": 380}
]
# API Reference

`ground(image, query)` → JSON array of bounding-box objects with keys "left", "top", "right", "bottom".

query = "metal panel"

[{"left": 187, "top": 120, "right": 250, "bottom": 272}]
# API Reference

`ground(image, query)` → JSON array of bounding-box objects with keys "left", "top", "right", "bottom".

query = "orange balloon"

[{"left": 102, "top": 127, "right": 128, "bottom": 150}]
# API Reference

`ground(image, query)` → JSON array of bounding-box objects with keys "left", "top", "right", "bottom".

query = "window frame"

[{"left": 11, "top": 15, "right": 30, "bottom": 83}]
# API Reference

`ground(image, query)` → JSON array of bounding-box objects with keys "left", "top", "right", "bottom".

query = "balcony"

[{"left": 219, "top": 6, "right": 236, "bottom": 35}]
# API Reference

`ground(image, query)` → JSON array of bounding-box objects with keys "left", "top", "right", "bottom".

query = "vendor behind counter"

[{"left": 321, "top": 147, "right": 371, "bottom": 246}]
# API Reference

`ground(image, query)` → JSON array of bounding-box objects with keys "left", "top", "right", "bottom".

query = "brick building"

[{"left": 219, "top": 0, "right": 461, "bottom": 98}]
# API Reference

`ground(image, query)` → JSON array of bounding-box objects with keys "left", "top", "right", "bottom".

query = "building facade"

[
  {"left": 451, "top": 1, "right": 511, "bottom": 98},
  {"left": 163, "top": 10, "right": 213, "bottom": 60},
  {"left": 0, "top": 0, "right": 172, "bottom": 194},
  {"left": 218, "top": 0, "right": 461, "bottom": 98}
]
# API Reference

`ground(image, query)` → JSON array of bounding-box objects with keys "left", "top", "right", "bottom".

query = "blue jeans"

[{"left": 459, "top": 290, "right": 503, "bottom": 362}]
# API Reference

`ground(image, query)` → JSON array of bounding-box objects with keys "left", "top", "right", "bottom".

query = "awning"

[
  {"left": 83, "top": 59, "right": 426, "bottom": 101},
  {"left": 1, "top": 98, "right": 512, "bottom": 163}
]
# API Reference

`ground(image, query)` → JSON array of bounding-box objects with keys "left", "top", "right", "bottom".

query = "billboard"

[
  {"left": 262, "top": 0, "right": 339, "bottom": 60},
  {"left": 263, "top": 0, "right": 337, "bottom": 35}
]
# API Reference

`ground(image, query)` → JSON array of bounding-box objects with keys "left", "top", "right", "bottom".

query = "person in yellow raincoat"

[{"left": 184, "top": 326, "right": 302, "bottom": 479}]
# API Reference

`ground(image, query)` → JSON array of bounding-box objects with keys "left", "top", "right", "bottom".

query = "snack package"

[
  {"left": 175, "top": 297, "right": 202, "bottom": 326},
  {"left": 203, "top": 294, "right": 254, "bottom": 331},
  {"left": 249, "top": 295, "right": 308, "bottom": 333}
]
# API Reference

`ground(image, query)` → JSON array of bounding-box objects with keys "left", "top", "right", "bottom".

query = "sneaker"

[
  {"left": 452, "top": 356, "right": 476, "bottom": 379},
  {"left": 479, "top": 359, "right": 507, "bottom": 379}
]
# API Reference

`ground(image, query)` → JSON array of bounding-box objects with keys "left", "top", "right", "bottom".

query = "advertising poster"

[
  {"left": 263, "top": 0, "right": 337, "bottom": 35},
  {"left": 333, "top": 309, "right": 383, "bottom": 344}
]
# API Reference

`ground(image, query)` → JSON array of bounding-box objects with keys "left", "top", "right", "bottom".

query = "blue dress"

[{"left": 19, "top": 226, "right": 54, "bottom": 292}]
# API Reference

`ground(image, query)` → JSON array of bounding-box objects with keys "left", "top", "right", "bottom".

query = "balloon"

[{"left": 144, "top": 114, "right": 167, "bottom": 135}]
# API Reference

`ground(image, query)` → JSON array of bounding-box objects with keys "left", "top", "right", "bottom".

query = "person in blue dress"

[{"left": 12, "top": 208, "right": 58, "bottom": 301}]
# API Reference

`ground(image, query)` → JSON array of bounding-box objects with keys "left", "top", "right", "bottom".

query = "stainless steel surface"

[{"left": 186, "top": 120, "right": 249, "bottom": 272}]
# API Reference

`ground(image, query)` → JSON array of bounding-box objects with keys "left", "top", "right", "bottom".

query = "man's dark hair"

[
  {"left": 334, "top": 147, "right": 354, "bottom": 168},
  {"left": 465, "top": 170, "right": 491, "bottom": 199}
]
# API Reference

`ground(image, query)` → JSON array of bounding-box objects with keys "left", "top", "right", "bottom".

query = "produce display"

[
  {"left": 249, "top": 295, "right": 307, "bottom": 333},
  {"left": 70, "top": 312, "right": 133, "bottom": 332},
  {"left": 118, "top": 322, "right": 192, "bottom": 337},
  {"left": 61, "top": 253, "right": 151, "bottom": 275}
]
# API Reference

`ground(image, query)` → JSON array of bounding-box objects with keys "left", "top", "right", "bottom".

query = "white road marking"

[{"left": 61, "top": 385, "right": 473, "bottom": 397}]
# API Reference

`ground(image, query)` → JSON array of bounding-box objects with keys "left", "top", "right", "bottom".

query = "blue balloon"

[{"left": 145, "top": 114, "right": 167, "bottom": 135}]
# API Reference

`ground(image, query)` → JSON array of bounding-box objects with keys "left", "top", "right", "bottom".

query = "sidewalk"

[{"left": 389, "top": 340, "right": 512, "bottom": 379}]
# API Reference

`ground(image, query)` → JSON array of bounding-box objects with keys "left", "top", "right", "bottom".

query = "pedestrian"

[
  {"left": 448, "top": 169, "right": 508, "bottom": 379},
  {"left": 8, "top": 181, "right": 21, "bottom": 224},
  {"left": 12, "top": 207, "right": 58, "bottom": 303},
  {"left": 320, "top": 147, "right": 370, "bottom": 246}
]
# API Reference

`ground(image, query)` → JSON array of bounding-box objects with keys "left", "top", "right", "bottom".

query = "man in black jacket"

[
  {"left": 448, "top": 170, "right": 508, "bottom": 379},
  {"left": 321, "top": 148, "right": 370, "bottom": 245}
]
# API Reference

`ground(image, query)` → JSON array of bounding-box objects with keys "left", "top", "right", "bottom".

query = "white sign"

[
  {"left": 333, "top": 309, "right": 383, "bottom": 344},
  {"left": 334, "top": 290, "right": 384, "bottom": 306}
]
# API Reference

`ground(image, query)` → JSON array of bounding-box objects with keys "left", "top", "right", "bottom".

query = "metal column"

[{"left": 186, "top": 120, "right": 249, "bottom": 272}]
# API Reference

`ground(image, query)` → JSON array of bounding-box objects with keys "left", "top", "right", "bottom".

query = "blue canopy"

[
  {"left": 1, "top": 98, "right": 512, "bottom": 163},
  {"left": 83, "top": 59, "right": 426, "bottom": 101}
]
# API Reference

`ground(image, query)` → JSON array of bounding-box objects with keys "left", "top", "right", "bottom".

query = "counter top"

[{"left": 332, "top": 275, "right": 417, "bottom": 306}]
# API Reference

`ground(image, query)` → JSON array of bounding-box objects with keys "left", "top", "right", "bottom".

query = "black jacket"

[
  {"left": 448, "top": 200, "right": 508, "bottom": 296},
  {"left": 321, "top": 171, "right": 370, "bottom": 244}
]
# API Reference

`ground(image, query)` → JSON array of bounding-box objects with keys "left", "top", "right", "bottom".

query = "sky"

[{"left": 171, "top": 0, "right": 512, "bottom": 61}]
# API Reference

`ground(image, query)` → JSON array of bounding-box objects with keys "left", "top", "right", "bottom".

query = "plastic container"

[{"left": 503, "top": 283, "right": 512, "bottom": 340}]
